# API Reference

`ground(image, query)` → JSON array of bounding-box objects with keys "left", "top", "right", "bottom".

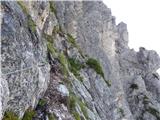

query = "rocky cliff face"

[{"left": 1, "top": 1, "right": 160, "bottom": 120}]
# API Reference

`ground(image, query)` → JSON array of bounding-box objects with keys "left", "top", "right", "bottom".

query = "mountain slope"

[{"left": 1, "top": 1, "right": 160, "bottom": 120}]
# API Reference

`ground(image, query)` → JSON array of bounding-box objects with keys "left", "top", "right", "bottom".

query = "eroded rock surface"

[{"left": 1, "top": 1, "right": 160, "bottom": 120}]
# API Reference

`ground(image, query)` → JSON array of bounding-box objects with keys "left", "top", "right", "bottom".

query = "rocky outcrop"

[
  {"left": 1, "top": 1, "right": 50, "bottom": 119},
  {"left": 1, "top": 1, "right": 160, "bottom": 120}
]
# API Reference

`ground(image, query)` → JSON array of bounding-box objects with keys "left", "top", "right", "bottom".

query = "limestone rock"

[{"left": 1, "top": 1, "right": 160, "bottom": 120}]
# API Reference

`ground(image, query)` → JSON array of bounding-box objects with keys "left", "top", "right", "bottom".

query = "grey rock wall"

[
  {"left": 1, "top": 1, "right": 50, "bottom": 118},
  {"left": 1, "top": 1, "right": 160, "bottom": 120}
]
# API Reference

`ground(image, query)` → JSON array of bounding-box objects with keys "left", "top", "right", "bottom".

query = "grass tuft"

[
  {"left": 68, "top": 94, "right": 76, "bottom": 112},
  {"left": 68, "top": 58, "right": 85, "bottom": 81},
  {"left": 22, "top": 108, "right": 35, "bottom": 120},
  {"left": 86, "top": 58, "right": 104, "bottom": 79},
  {"left": 67, "top": 92, "right": 89, "bottom": 120},
  {"left": 27, "top": 17, "right": 36, "bottom": 33},
  {"left": 2, "top": 111, "right": 19, "bottom": 120},
  {"left": 59, "top": 53, "right": 68, "bottom": 76},
  {"left": 17, "top": 1, "right": 28, "bottom": 15},
  {"left": 52, "top": 26, "right": 59, "bottom": 35},
  {"left": 67, "top": 33, "right": 85, "bottom": 58},
  {"left": 38, "top": 99, "right": 47, "bottom": 107},
  {"left": 79, "top": 101, "right": 89, "bottom": 120},
  {"left": 147, "top": 107, "right": 160, "bottom": 119},
  {"left": 47, "top": 41, "right": 57, "bottom": 57},
  {"left": 143, "top": 95, "right": 149, "bottom": 104},
  {"left": 67, "top": 34, "right": 77, "bottom": 47},
  {"left": 105, "top": 80, "right": 112, "bottom": 87},
  {"left": 48, "top": 113, "right": 56, "bottom": 120},
  {"left": 49, "top": 1, "right": 56, "bottom": 15},
  {"left": 118, "top": 108, "right": 125, "bottom": 117},
  {"left": 130, "top": 83, "right": 138, "bottom": 89},
  {"left": 72, "top": 112, "right": 81, "bottom": 120},
  {"left": 44, "top": 33, "right": 57, "bottom": 57},
  {"left": 52, "top": 25, "right": 64, "bottom": 37},
  {"left": 44, "top": 33, "right": 53, "bottom": 43},
  {"left": 17, "top": 1, "right": 36, "bottom": 33}
]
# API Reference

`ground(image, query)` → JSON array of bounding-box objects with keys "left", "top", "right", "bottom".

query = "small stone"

[{"left": 57, "top": 84, "right": 69, "bottom": 97}]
